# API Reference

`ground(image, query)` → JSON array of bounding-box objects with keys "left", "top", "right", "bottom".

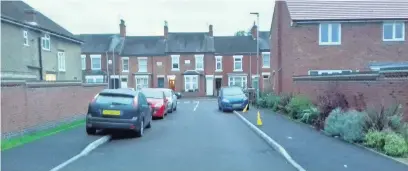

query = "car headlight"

[
  {"left": 155, "top": 103, "right": 163, "bottom": 107},
  {"left": 222, "top": 99, "right": 230, "bottom": 103}
]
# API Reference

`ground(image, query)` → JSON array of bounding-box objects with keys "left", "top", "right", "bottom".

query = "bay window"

[
  {"left": 184, "top": 75, "right": 198, "bottom": 92},
  {"left": 228, "top": 76, "right": 247, "bottom": 88}
]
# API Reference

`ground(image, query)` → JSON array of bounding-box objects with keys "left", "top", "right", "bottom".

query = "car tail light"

[{"left": 91, "top": 94, "right": 99, "bottom": 103}]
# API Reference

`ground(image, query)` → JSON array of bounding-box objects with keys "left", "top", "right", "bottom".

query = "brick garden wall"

[
  {"left": 1, "top": 81, "right": 107, "bottom": 135},
  {"left": 292, "top": 72, "right": 408, "bottom": 119}
]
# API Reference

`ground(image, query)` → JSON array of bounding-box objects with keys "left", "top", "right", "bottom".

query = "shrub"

[
  {"left": 364, "top": 104, "right": 404, "bottom": 132},
  {"left": 364, "top": 130, "right": 386, "bottom": 150},
  {"left": 256, "top": 97, "right": 268, "bottom": 108},
  {"left": 265, "top": 94, "right": 280, "bottom": 109},
  {"left": 383, "top": 132, "right": 408, "bottom": 157},
  {"left": 300, "top": 106, "right": 319, "bottom": 125},
  {"left": 340, "top": 110, "right": 367, "bottom": 142},
  {"left": 277, "top": 93, "right": 293, "bottom": 112},
  {"left": 324, "top": 108, "right": 345, "bottom": 136},
  {"left": 315, "top": 91, "right": 349, "bottom": 130},
  {"left": 286, "top": 95, "right": 313, "bottom": 119}
]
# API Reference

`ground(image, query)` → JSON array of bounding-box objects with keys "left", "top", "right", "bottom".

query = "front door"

[
  {"left": 158, "top": 78, "right": 164, "bottom": 88},
  {"left": 206, "top": 77, "right": 214, "bottom": 96},
  {"left": 215, "top": 78, "right": 222, "bottom": 96},
  {"left": 169, "top": 79, "right": 175, "bottom": 91},
  {"left": 121, "top": 77, "right": 128, "bottom": 88}
]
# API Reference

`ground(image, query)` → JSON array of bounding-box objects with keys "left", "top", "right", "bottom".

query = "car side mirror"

[{"left": 164, "top": 98, "right": 168, "bottom": 103}]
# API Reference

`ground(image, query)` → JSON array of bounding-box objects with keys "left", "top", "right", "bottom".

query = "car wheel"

[
  {"left": 168, "top": 106, "right": 173, "bottom": 113},
  {"left": 146, "top": 118, "right": 152, "bottom": 129},
  {"left": 86, "top": 127, "right": 96, "bottom": 135},
  {"left": 160, "top": 113, "right": 165, "bottom": 119},
  {"left": 218, "top": 104, "right": 221, "bottom": 111},
  {"left": 135, "top": 121, "right": 144, "bottom": 137}
]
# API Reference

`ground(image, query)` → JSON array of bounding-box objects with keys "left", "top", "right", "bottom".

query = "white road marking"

[
  {"left": 233, "top": 111, "right": 306, "bottom": 171},
  {"left": 344, "top": 164, "right": 348, "bottom": 168},
  {"left": 193, "top": 101, "right": 200, "bottom": 111},
  {"left": 287, "top": 136, "right": 293, "bottom": 140},
  {"left": 49, "top": 135, "right": 111, "bottom": 171},
  {"left": 184, "top": 101, "right": 190, "bottom": 104}
]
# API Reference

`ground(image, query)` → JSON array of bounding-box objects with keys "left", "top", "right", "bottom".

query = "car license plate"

[
  {"left": 102, "top": 110, "right": 121, "bottom": 116},
  {"left": 232, "top": 104, "right": 241, "bottom": 108}
]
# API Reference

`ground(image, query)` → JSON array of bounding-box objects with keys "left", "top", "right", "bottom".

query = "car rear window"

[
  {"left": 141, "top": 89, "right": 163, "bottom": 99},
  {"left": 95, "top": 94, "right": 134, "bottom": 105},
  {"left": 223, "top": 87, "right": 244, "bottom": 96},
  {"left": 163, "top": 90, "right": 172, "bottom": 97}
]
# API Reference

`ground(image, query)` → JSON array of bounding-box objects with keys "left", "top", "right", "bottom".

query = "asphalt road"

[{"left": 58, "top": 99, "right": 297, "bottom": 171}]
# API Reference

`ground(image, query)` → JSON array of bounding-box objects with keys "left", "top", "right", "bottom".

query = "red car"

[{"left": 141, "top": 88, "right": 168, "bottom": 119}]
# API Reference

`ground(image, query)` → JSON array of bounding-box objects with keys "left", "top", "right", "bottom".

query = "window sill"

[
  {"left": 171, "top": 69, "right": 180, "bottom": 71},
  {"left": 91, "top": 68, "right": 101, "bottom": 70},
  {"left": 319, "top": 42, "right": 341, "bottom": 46},
  {"left": 24, "top": 44, "right": 29, "bottom": 47},
  {"left": 262, "top": 66, "right": 270, "bottom": 69},
  {"left": 233, "top": 69, "right": 243, "bottom": 72},
  {"left": 42, "top": 48, "right": 51, "bottom": 51},
  {"left": 383, "top": 39, "right": 405, "bottom": 42},
  {"left": 195, "top": 68, "right": 204, "bottom": 71},
  {"left": 122, "top": 70, "right": 129, "bottom": 73},
  {"left": 215, "top": 70, "right": 223, "bottom": 72},
  {"left": 58, "top": 70, "right": 66, "bottom": 72}
]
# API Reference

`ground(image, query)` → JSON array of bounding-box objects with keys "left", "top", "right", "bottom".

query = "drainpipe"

[
  {"left": 38, "top": 37, "right": 43, "bottom": 80},
  {"left": 112, "top": 49, "right": 115, "bottom": 89},
  {"left": 249, "top": 52, "right": 252, "bottom": 88},
  {"left": 105, "top": 51, "right": 109, "bottom": 88}
]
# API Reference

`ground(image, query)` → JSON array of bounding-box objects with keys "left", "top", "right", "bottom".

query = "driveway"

[{"left": 238, "top": 107, "right": 408, "bottom": 171}]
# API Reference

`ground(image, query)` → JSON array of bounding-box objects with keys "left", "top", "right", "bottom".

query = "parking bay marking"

[{"left": 193, "top": 101, "right": 200, "bottom": 111}]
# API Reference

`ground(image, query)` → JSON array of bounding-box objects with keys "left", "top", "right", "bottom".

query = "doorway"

[
  {"left": 158, "top": 77, "right": 164, "bottom": 88},
  {"left": 215, "top": 78, "right": 222, "bottom": 96},
  {"left": 121, "top": 77, "right": 128, "bottom": 88},
  {"left": 206, "top": 77, "right": 214, "bottom": 96},
  {"left": 110, "top": 78, "right": 120, "bottom": 89},
  {"left": 168, "top": 79, "right": 175, "bottom": 91}
]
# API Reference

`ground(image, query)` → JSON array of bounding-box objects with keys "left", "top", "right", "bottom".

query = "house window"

[
  {"left": 171, "top": 55, "right": 180, "bottom": 71},
  {"left": 57, "top": 51, "right": 65, "bottom": 72},
  {"left": 23, "top": 30, "right": 29, "bottom": 46},
  {"left": 138, "top": 58, "right": 147, "bottom": 72},
  {"left": 215, "top": 56, "right": 222, "bottom": 71},
  {"left": 135, "top": 76, "right": 149, "bottom": 90},
  {"left": 262, "top": 52, "right": 270, "bottom": 68},
  {"left": 383, "top": 22, "right": 405, "bottom": 41},
  {"left": 90, "top": 55, "right": 101, "bottom": 70},
  {"left": 184, "top": 75, "right": 198, "bottom": 92},
  {"left": 122, "top": 57, "right": 129, "bottom": 72},
  {"left": 233, "top": 55, "right": 243, "bottom": 71},
  {"left": 195, "top": 54, "right": 204, "bottom": 70},
  {"left": 308, "top": 70, "right": 353, "bottom": 75},
  {"left": 85, "top": 75, "right": 104, "bottom": 83},
  {"left": 228, "top": 76, "right": 247, "bottom": 88},
  {"left": 319, "top": 23, "right": 341, "bottom": 45},
  {"left": 41, "top": 34, "right": 51, "bottom": 50},
  {"left": 81, "top": 55, "right": 86, "bottom": 70}
]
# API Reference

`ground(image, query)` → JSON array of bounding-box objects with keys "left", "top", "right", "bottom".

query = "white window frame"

[
  {"left": 138, "top": 57, "right": 148, "bottom": 72},
  {"left": 90, "top": 54, "right": 101, "bottom": 70},
  {"left": 85, "top": 75, "right": 104, "bottom": 83},
  {"left": 184, "top": 75, "right": 199, "bottom": 92},
  {"left": 308, "top": 70, "right": 352, "bottom": 75},
  {"left": 135, "top": 75, "right": 149, "bottom": 90},
  {"left": 228, "top": 76, "right": 247, "bottom": 88},
  {"left": 41, "top": 34, "right": 51, "bottom": 50},
  {"left": 121, "top": 57, "right": 129, "bottom": 72},
  {"left": 319, "top": 23, "right": 341, "bottom": 45},
  {"left": 57, "top": 51, "right": 66, "bottom": 72},
  {"left": 171, "top": 55, "right": 180, "bottom": 71},
  {"left": 23, "top": 30, "right": 29, "bottom": 46},
  {"left": 262, "top": 52, "right": 270, "bottom": 68},
  {"left": 383, "top": 22, "right": 405, "bottom": 41},
  {"left": 233, "top": 55, "right": 243, "bottom": 71},
  {"left": 195, "top": 54, "right": 204, "bottom": 70},
  {"left": 215, "top": 56, "right": 223, "bottom": 72},
  {"left": 81, "top": 55, "right": 86, "bottom": 70}
]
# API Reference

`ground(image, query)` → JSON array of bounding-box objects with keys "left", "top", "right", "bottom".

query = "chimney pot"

[
  {"left": 119, "top": 19, "right": 126, "bottom": 37},
  {"left": 209, "top": 24, "right": 213, "bottom": 36},
  {"left": 164, "top": 20, "right": 169, "bottom": 39}
]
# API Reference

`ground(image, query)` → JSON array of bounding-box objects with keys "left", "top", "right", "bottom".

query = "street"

[{"left": 2, "top": 99, "right": 297, "bottom": 171}]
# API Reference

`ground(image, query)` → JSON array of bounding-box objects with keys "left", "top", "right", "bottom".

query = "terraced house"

[
  {"left": 271, "top": 0, "right": 408, "bottom": 94},
  {"left": 1, "top": 1, "right": 83, "bottom": 81},
  {"left": 79, "top": 21, "right": 270, "bottom": 97}
]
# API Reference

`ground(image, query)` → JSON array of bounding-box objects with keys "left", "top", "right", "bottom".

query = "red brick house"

[
  {"left": 271, "top": 0, "right": 408, "bottom": 94},
  {"left": 80, "top": 20, "right": 271, "bottom": 97}
]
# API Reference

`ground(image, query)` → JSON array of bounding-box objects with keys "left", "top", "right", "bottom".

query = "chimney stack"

[
  {"left": 119, "top": 19, "right": 126, "bottom": 37},
  {"left": 251, "top": 21, "right": 258, "bottom": 40},
  {"left": 209, "top": 24, "right": 213, "bottom": 37},
  {"left": 24, "top": 9, "right": 37, "bottom": 25},
  {"left": 164, "top": 20, "right": 169, "bottom": 39}
]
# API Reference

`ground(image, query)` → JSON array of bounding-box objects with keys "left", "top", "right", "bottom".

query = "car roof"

[
  {"left": 99, "top": 89, "right": 139, "bottom": 96},
  {"left": 221, "top": 86, "right": 242, "bottom": 90}
]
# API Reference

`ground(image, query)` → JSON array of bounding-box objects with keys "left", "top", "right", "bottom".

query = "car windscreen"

[
  {"left": 142, "top": 90, "right": 163, "bottom": 99},
  {"left": 95, "top": 94, "right": 134, "bottom": 105},
  {"left": 223, "top": 88, "right": 244, "bottom": 96}
]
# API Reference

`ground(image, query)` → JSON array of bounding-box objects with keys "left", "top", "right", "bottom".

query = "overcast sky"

[{"left": 23, "top": 0, "right": 274, "bottom": 36}]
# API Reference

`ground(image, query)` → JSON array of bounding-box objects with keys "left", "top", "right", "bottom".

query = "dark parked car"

[
  {"left": 86, "top": 89, "right": 152, "bottom": 137},
  {"left": 218, "top": 86, "right": 249, "bottom": 112}
]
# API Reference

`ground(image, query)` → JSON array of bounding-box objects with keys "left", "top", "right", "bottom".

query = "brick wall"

[
  {"left": 1, "top": 81, "right": 107, "bottom": 135},
  {"left": 292, "top": 73, "right": 408, "bottom": 119}
]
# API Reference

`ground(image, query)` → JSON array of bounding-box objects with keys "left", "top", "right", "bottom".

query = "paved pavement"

[
  {"left": 238, "top": 107, "right": 408, "bottom": 171},
  {"left": 2, "top": 99, "right": 297, "bottom": 171},
  {"left": 1, "top": 126, "right": 102, "bottom": 171}
]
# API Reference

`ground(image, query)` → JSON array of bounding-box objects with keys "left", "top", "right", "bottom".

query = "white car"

[{"left": 158, "top": 88, "right": 178, "bottom": 113}]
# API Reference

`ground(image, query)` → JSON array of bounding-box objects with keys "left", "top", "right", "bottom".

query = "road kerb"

[
  {"left": 49, "top": 135, "right": 111, "bottom": 171},
  {"left": 233, "top": 111, "right": 306, "bottom": 171}
]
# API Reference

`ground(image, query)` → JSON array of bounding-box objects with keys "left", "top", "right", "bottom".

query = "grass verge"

[{"left": 1, "top": 119, "right": 85, "bottom": 151}]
